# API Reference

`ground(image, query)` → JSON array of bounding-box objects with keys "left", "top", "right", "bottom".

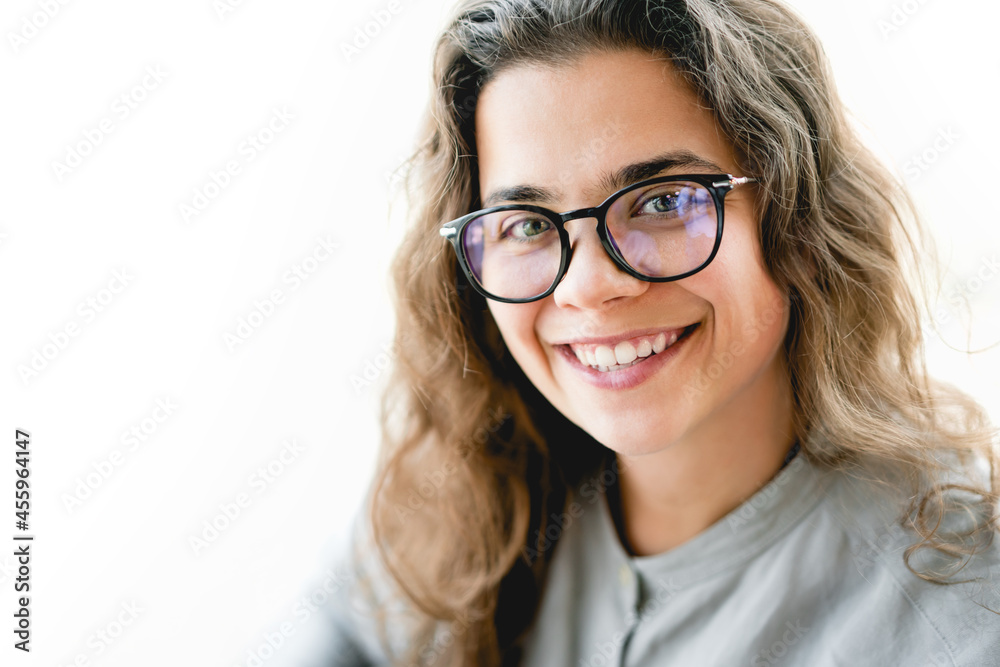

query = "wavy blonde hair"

[{"left": 358, "top": 0, "right": 1000, "bottom": 664}]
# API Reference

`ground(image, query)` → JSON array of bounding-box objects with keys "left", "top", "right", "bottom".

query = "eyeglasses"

[{"left": 439, "top": 173, "right": 757, "bottom": 303}]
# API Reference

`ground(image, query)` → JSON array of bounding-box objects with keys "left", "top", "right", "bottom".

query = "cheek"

[
  {"left": 693, "top": 216, "right": 788, "bottom": 362},
  {"left": 729, "top": 242, "right": 787, "bottom": 364}
]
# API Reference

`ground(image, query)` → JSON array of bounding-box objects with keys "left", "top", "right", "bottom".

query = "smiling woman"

[
  {"left": 308, "top": 0, "right": 1000, "bottom": 665},
  {"left": 475, "top": 51, "right": 790, "bottom": 465}
]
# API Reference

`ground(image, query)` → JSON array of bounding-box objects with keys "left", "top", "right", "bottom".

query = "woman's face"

[{"left": 476, "top": 49, "right": 790, "bottom": 456}]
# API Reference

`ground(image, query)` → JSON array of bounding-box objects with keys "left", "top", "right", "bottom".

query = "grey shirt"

[{"left": 287, "top": 454, "right": 1000, "bottom": 666}]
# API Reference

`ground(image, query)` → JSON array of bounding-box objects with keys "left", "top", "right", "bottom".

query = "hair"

[{"left": 357, "top": 1, "right": 1000, "bottom": 664}]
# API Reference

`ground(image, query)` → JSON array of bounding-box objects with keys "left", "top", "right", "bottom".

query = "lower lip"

[{"left": 555, "top": 324, "right": 701, "bottom": 391}]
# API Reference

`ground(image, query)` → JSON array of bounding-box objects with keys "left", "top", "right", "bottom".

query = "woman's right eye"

[{"left": 502, "top": 216, "right": 552, "bottom": 240}]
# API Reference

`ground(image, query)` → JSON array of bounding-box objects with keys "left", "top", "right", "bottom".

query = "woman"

[{"left": 317, "top": 0, "right": 1000, "bottom": 665}]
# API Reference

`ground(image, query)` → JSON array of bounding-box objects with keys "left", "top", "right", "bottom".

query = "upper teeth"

[{"left": 570, "top": 330, "right": 681, "bottom": 368}]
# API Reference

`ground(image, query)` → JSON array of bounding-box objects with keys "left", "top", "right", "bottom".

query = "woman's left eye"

[{"left": 639, "top": 194, "right": 680, "bottom": 214}]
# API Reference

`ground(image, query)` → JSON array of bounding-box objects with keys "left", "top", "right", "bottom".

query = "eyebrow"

[{"left": 481, "top": 150, "right": 727, "bottom": 207}]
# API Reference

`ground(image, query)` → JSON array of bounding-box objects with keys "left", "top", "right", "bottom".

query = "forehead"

[{"left": 474, "top": 49, "right": 738, "bottom": 206}]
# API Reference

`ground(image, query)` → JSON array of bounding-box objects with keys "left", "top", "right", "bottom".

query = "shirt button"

[{"left": 618, "top": 564, "right": 633, "bottom": 589}]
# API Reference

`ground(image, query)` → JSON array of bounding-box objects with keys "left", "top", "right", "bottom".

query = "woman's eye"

[
  {"left": 504, "top": 217, "right": 552, "bottom": 239},
  {"left": 639, "top": 193, "right": 681, "bottom": 215}
]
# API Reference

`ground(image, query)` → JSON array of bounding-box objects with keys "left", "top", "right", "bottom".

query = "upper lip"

[{"left": 551, "top": 323, "right": 698, "bottom": 347}]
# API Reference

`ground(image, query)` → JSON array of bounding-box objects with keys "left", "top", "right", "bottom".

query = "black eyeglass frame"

[{"left": 438, "top": 173, "right": 757, "bottom": 304}]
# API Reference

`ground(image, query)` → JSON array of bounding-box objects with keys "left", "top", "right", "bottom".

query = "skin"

[{"left": 476, "top": 49, "right": 797, "bottom": 556}]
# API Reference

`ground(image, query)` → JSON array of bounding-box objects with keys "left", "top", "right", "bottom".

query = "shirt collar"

[{"left": 592, "top": 450, "right": 837, "bottom": 592}]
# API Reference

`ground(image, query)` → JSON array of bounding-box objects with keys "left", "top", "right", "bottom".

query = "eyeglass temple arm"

[{"left": 711, "top": 175, "right": 757, "bottom": 188}]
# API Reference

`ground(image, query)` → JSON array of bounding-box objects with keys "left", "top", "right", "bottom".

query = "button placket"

[{"left": 614, "top": 561, "right": 642, "bottom": 667}]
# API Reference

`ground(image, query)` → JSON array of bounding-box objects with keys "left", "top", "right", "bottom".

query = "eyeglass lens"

[{"left": 461, "top": 180, "right": 718, "bottom": 300}]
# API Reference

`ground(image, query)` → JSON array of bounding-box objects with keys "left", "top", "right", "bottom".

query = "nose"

[{"left": 551, "top": 217, "right": 648, "bottom": 309}]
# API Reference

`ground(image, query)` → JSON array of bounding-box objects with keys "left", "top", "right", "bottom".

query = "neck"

[{"left": 613, "top": 354, "right": 796, "bottom": 557}]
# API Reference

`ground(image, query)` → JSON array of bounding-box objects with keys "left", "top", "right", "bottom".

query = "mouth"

[{"left": 559, "top": 323, "right": 701, "bottom": 373}]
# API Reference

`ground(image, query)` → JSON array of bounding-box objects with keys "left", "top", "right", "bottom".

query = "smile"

[
  {"left": 568, "top": 327, "right": 689, "bottom": 372},
  {"left": 557, "top": 322, "right": 701, "bottom": 376}
]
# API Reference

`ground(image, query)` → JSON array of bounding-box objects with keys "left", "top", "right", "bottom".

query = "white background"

[{"left": 1, "top": 0, "right": 997, "bottom": 665}]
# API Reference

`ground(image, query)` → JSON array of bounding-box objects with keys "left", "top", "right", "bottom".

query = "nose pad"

[
  {"left": 561, "top": 217, "right": 625, "bottom": 275},
  {"left": 560, "top": 217, "right": 604, "bottom": 273}
]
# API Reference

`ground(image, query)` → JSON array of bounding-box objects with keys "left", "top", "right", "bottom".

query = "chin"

[{"left": 568, "top": 411, "right": 692, "bottom": 458}]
